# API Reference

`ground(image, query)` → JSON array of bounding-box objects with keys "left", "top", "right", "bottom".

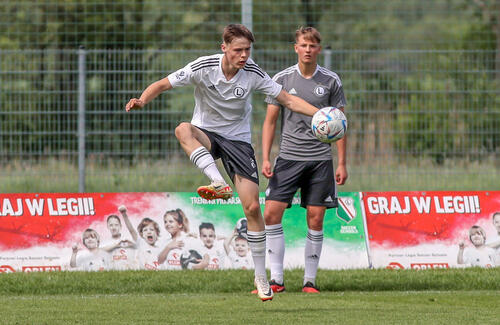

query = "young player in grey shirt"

[
  {"left": 126, "top": 24, "right": 320, "bottom": 301},
  {"left": 262, "top": 27, "right": 348, "bottom": 293}
]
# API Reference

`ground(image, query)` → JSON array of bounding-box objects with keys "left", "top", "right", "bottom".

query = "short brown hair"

[
  {"left": 137, "top": 217, "right": 160, "bottom": 237},
  {"left": 295, "top": 26, "right": 321, "bottom": 43},
  {"left": 222, "top": 24, "right": 255, "bottom": 44},
  {"left": 469, "top": 225, "right": 486, "bottom": 241},
  {"left": 82, "top": 228, "right": 100, "bottom": 248}
]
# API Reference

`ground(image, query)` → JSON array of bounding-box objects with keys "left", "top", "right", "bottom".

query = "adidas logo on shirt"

[
  {"left": 324, "top": 196, "right": 333, "bottom": 203},
  {"left": 289, "top": 88, "right": 297, "bottom": 95}
]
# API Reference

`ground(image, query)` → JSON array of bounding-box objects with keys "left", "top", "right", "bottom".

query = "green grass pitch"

[{"left": 0, "top": 268, "right": 498, "bottom": 324}]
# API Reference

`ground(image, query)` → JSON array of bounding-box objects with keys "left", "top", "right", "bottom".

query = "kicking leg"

[{"left": 175, "top": 123, "right": 231, "bottom": 199}]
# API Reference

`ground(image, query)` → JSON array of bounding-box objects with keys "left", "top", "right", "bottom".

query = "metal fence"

[{"left": 0, "top": 0, "right": 499, "bottom": 192}]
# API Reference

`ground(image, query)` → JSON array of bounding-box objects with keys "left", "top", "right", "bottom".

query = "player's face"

[
  {"left": 493, "top": 214, "right": 500, "bottom": 232},
  {"left": 164, "top": 214, "right": 182, "bottom": 236},
  {"left": 107, "top": 218, "right": 121, "bottom": 237},
  {"left": 470, "top": 230, "right": 485, "bottom": 246},
  {"left": 222, "top": 37, "right": 251, "bottom": 70},
  {"left": 200, "top": 228, "right": 216, "bottom": 248},
  {"left": 141, "top": 224, "right": 158, "bottom": 245},
  {"left": 294, "top": 35, "right": 321, "bottom": 65},
  {"left": 234, "top": 238, "right": 248, "bottom": 257},
  {"left": 83, "top": 234, "right": 99, "bottom": 249}
]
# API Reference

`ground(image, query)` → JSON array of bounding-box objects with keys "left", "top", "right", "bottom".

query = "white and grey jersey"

[
  {"left": 167, "top": 54, "right": 282, "bottom": 144},
  {"left": 265, "top": 64, "right": 346, "bottom": 161}
]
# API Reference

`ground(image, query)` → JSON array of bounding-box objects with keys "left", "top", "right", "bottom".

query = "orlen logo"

[
  {"left": 22, "top": 265, "right": 61, "bottom": 272},
  {"left": 386, "top": 262, "right": 404, "bottom": 269},
  {"left": 0, "top": 265, "right": 16, "bottom": 273},
  {"left": 386, "top": 262, "right": 449, "bottom": 270},
  {"left": 410, "top": 263, "right": 449, "bottom": 270},
  {"left": 113, "top": 249, "right": 128, "bottom": 261}
]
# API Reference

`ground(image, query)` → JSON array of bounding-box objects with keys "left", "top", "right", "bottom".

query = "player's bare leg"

[
  {"left": 234, "top": 175, "right": 273, "bottom": 301},
  {"left": 175, "top": 122, "right": 232, "bottom": 200},
  {"left": 263, "top": 200, "right": 288, "bottom": 292},
  {"left": 303, "top": 205, "right": 326, "bottom": 293},
  {"left": 175, "top": 122, "right": 212, "bottom": 154}
]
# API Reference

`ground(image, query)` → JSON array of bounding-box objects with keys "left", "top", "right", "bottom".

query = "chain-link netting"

[{"left": 1, "top": 0, "right": 499, "bottom": 192}]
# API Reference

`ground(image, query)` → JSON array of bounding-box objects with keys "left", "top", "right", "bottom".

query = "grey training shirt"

[{"left": 265, "top": 64, "right": 346, "bottom": 161}]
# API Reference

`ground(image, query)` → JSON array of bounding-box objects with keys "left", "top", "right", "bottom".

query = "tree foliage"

[{"left": 0, "top": 0, "right": 498, "bottom": 164}]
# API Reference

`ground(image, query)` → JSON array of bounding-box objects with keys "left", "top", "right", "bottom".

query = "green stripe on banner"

[{"left": 175, "top": 192, "right": 370, "bottom": 269}]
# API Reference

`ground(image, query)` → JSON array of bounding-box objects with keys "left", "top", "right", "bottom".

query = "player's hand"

[
  {"left": 459, "top": 241, "right": 465, "bottom": 249},
  {"left": 125, "top": 98, "right": 145, "bottom": 112},
  {"left": 72, "top": 243, "right": 78, "bottom": 253},
  {"left": 335, "top": 164, "right": 348, "bottom": 185},
  {"left": 167, "top": 240, "right": 184, "bottom": 250},
  {"left": 120, "top": 240, "right": 134, "bottom": 248},
  {"left": 261, "top": 160, "right": 273, "bottom": 178}
]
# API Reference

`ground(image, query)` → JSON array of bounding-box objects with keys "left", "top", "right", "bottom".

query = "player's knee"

[
  {"left": 242, "top": 201, "right": 261, "bottom": 218},
  {"left": 263, "top": 203, "right": 285, "bottom": 225},
  {"left": 174, "top": 122, "right": 192, "bottom": 140},
  {"left": 264, "top": 211, "right": 280, "bottom": 225},
  {"left": 308, "top": 215, "right": 324, "bottom": 230}
]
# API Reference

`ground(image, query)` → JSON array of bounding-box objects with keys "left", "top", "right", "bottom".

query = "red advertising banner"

[
  {"left": 362, "top": 191, "right": 500, "bottom": 269},
  {"left": 0, "top": 192, "right": 370, "bottom": 272},
  {"left": 0, "top": 192, "right": 166, "bottom": 272}
]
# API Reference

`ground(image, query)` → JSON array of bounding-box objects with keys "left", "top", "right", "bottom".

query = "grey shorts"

[
  {"left": 265, "top": 158, "right": 338, "bottom": 209},
  {"left": 197, "top": 127, "right": 259, "bottom": 185}
]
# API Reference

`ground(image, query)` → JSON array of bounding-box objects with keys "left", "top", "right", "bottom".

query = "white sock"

[
  {"left": 304, "top": 228, "right": 323, "bottom": 285},
  {"left": 247, "top": 230, "right": 267, "bottom": 278},
  {"left": 265, "top": 224, "right": 284, "bottom": 284},
  {"left": 189, "top": 146, "right": 225, "bottom": 183}
]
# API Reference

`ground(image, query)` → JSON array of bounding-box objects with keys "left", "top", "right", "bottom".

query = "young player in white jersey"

[
  {"left": 198, "top": 222, "right": 227, "bottom": 270},
  {"left": 158, "top": 209, "right": 208, "bottom": 270},
  {"left": 101, "top": 214, "right": 137, "bottom": 270},
  {"left": 224, "top": 228, "right": 253, "bottom": 270},
  {"left": 486, "top": 212, "right": 500, "bottom": 265},
  {"left": 134, "top": 218, "right": 162, "bottom": 270},
  {"left": 126, "top": 24, "right": 320, "bottom": 301},
  {"left": 70, "top": 229, "right": 109, "bottom": 271},
  {"left": 458, "top": 225, "right": 496, "bottom": 268},
  {"left": 261, "top": 27, "right": 348, "bottom": 293}
]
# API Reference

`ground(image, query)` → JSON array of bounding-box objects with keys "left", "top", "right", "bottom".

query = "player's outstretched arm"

[
  {"left": 457, "top": 242, "right": 465, "bottom": 264},
  {"left": 118, "top": 205, "right": 138, "bottom": 242},
  {"left": 275, "top": 89, "right": 318, "bottom": 116},
  {"left": 486, "top": 239, "right": 500, "bottom": 249},
  {"left": 262, "top": 104, "right": 280, "bottom": 179},
  {"left": 70, "top": 243, "right": 78, "bottom": 268},
  {"left": 101, "top": 242, "right": 120, "bottom": 253},
  {"left": 125, "top": 77, "right": 172, "bottom": 112},
  {"left": 224, "top": 229, "right": 238, "bottom": 254}
]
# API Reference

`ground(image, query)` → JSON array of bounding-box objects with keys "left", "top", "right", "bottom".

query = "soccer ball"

[
  {"left": 236, "top": 218, "right": 248, "bottom": 239},
  {"left": 180, "top": 249, "right": 203, "bottom": 269},
  {"left": 311, "top": 107, "right": 347, "bottom": 143}
]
